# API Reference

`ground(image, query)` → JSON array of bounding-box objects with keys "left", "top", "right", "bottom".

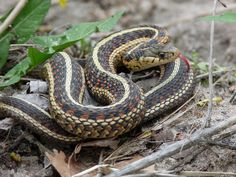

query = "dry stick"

[
  {"left": 212, "top": 72, "right": 229, "bottom": 86},
  {"left": 214, "top": 126, "right": 236, "bottom": 140},
  {"left": 0, "top": 0, "right": 28, "bottom": 35},
  {"left": 203, "top": 0, "right": 218, "bottom": 128},
  {"left": 0, "top": 131, "right": 26, "bottom": 155},
  {"left": 123, "top": 171, "right": 236, "bottom": 177},
  {"left": 10, "top": 44, "right": 36, "bottom": 48},
  {"left": 217, "top": 0, "right": 227, "bottom": 7},
  {"left": 168, "top": 146, "right": 205, "bottom": 171},
  {"left": 181, "top": 171, "right": 236, "bottom": 176},
  {"left": 205, "top": 140, "right": 236, "bottom": 150},
  {"left": 170, "top": 125, "right": 236, "bottom": 172},
  {"left": 229, "top": 91, "right": 236, "bottom": 103},
  {"left": 105, "top": 115, "right": 236, "bottom": 177},
  {"left": 196, "top": 68, "right": 235, "bottom": 80},
  {"left": 123, "top": 172, "right": 186, "bottom": 177},
  {"left": 96, "top": 150, "right": 104, "bottom": 177},
  {"left": 72, "top": 164, "right": 112, "bottom": 177}
]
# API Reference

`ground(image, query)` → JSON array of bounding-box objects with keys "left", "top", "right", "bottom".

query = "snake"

[{"left": 0, "top": 25, "right": 195, "bottom": 143}]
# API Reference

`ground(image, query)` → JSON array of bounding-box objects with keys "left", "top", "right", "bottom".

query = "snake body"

[{"left": 0, "top": 26, "right": 195, "bottom": 142}]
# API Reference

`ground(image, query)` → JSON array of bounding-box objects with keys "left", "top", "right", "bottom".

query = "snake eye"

[{"left": 158, "top": 52, "right": 165, "bottom": 59}]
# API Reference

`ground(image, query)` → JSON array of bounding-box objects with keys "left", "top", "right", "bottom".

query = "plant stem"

[{"left": 203, "top": 0, "right": 218, "bottom": 128}]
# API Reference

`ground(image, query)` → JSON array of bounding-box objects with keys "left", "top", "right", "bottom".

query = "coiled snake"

[{"left": 0, "top": 25, "right": 195, "bottom": 143}]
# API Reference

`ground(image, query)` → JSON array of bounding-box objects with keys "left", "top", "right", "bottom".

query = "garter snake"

[{"left": 0, "top": 25, "right": 195, "bottom": 143}]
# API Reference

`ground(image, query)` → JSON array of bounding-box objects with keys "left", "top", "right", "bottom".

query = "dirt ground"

[{"left": 0, "top": 0, "right": 236, "bottom": 177}]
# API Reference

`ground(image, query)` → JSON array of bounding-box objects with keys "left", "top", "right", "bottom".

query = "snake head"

[{"left": 123, "top": 39, "right": 180, "bottom": 72}]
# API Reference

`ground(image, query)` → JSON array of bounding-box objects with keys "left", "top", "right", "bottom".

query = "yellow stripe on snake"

[{"left": 0, "top": 25, "right": 195, "bottom": 143}]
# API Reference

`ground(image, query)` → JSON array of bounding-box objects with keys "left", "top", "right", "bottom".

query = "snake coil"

[{"left": 0, "top": 25, "right": 195, "bottom": 143}]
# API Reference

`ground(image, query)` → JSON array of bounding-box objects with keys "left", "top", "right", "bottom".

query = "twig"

[
  {"left": 205, "top": 140, "right": 236, "bottom": 150},
  {"left": 10, "top": 43, "right": 36, "bottom": 48},
  {"left": 153, "top": 104, "right": 195, "bottom": 132},
  {"left": 0, "top": 0, "right": 28, "bottom": 35},
  {"left": 214, "top": 127, "right": 236, "bottom": 140},
  {"left": 0, "top": 131, "right": 26, "bottom": 156},
  {"left": 217, "top": 0, "right": 227, "bottom": 8},
  {"left": 105, "top": 115, "right": 236, "bottom": 177},
  {"left": 122, "top": 172, "right": 186, "bottom": 177},
  {"left": 196, "top": 68, "right": 235, "bottom": 80},
  {"left": 212, "top": 72, "right": 229, "bottom": 86},
  {"left": 72, "top": 164, "right": 113, "bottom": 177},
  {"left": 24, "top": 133, "right": 53, "bottom": 154},
  {"left": 131, "top": 70, "right": 156, "bottom": 82},
  {"left": 96, "top": 150, "right": 104, "bottom": 177},
  {"left": 169, "top": 124, "right": 236, "bottom": 172},
  {"left": 229, "top": 91, "right": 236, "bottom": 104},
  {"left": 203, "top": 0, "right": 218, "bottom": 128},
  {"left": 123, "top": 170, "right": 236, "bottom": 177},
  {"left": 168, "top": 146, "right": 205, "bottom": 171},
  {"left": 180, "top": 171, "right": 236, "bottom": 176}
]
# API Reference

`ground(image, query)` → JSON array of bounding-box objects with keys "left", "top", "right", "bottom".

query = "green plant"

[{"left": 0, "top": 0, "right": 123, "bottom": 88}]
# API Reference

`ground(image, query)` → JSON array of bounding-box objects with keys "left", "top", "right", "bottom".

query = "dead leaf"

[
  {"left": 46, "top": 149, "right": 78, "bottom": 177},
  {"left": 0, "top": 118, "right": 14, "bottom": 130},
  {"left": 69, "top": 144, "right": 82, "bottom": 167},
  {"left": 46, "top": 147, "right": 99, "bottom": 177},
  {"left": 29, "top": 80, "right": 48, "bottom": 93},
  {"left": 229, "top": 85, "right": 236, "bottom": 92}
]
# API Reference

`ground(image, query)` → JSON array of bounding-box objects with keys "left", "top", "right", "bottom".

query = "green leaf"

[
  {"left": 80, "top": 39, "right": 92, "bottom": 56},
  {"left": 0, "top": 34, "right": 12, "bottom": 68},
  {"left": 0, "top": 0, "right": 50, "bottom": 69},
  {"left": 0, "top": 57, "right": 31, "bottom": 88},
  {"left": 96, "top": 11, "right": 123, "bottom": 32},
  {"left": 200, "top": 12, "right": 236, "bottom": 23},
  {"left": 0, "top": 12, "right": 123, "bottom": 88},
  {"left": 29, "top": 11, "right": 123, "bottom": 66},
  {"left": 0, "top": 74, "right": 22, "bottom": 88},
  {"left": 12, "top": 0, "right": 51, "bottom": 43},
  {"left": 4, "top": 57, "right": 32, "bottom": 79},
  {"left": 197, "top": 62, "right": 208, "bottom": 72},
  {"left": 33, "top": 11, "right": 123, "bottom": 51},
  {"left": 28, "top": 47, "right": 52, "bottom": 67}
]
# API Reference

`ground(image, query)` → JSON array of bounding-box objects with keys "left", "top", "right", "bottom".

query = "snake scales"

[{"left": 0, "top": 25, "right": 195, "bottom": 143}]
